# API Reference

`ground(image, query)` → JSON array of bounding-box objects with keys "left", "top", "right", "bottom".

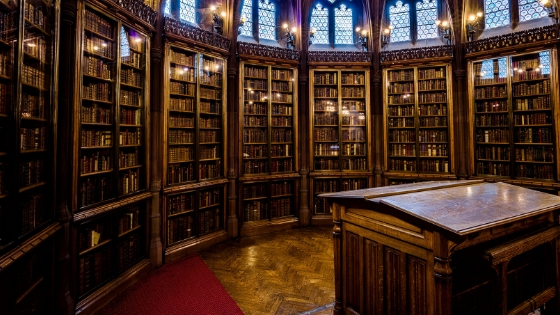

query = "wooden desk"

[{"left": 321, "top": 180, "right": 560, "bottom": 315}]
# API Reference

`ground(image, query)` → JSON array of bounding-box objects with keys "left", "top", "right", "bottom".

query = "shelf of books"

[
  {"left": 309, "top": 69, "right": 371, "bottom": 216},
  {"left": 75, "top": 203, "right": 146, "bottom": 299},
  {"left": 240, "top": 179, "right": 296, "bottom": 223},
  {"left": 383, "top": 65, "right": 454, "bottom": 180},
  {"left": 77, "top": 6, "right": 149, "bottom": 211},
  {"left": 164, "top": 44, "right": 226, "bottom": 188},
  {"left": 470, "top": 50, "right": 559, "bottom": 183},
  {"left": 312, "top": 177, "right": 369, "bottom": 214}
]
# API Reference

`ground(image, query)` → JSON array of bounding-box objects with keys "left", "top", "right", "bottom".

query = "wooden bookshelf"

[
  {"left": 469, "top": 50, "right": 559, "bottom": 182},
  {"left": 309, "top": 69, "right": 371, "bottom": 216},
  {"left": 383, "top": 65, "right": 454, "bottom": 177},
  {"left": 164, "top": 44, "right": 226, "bottom": 187},
  {"left": 239, "top": 178, "right": 296, "bottom": 223}
]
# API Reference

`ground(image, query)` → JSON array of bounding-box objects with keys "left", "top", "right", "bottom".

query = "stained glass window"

[
  {"left": 258, "top": 0, "right": 276, "bottom": 40},
  {"left": 240, "top": 0, "right": 253, "bottom": 36},
  {"left": 484, "top": 0, "right": 510, "bottom": 28},
  {"left": 180, "top": 0, "right": 196, "bottom": 23},
  {"left": 328, "top": 0, "right": 336, "bottom": 3},
  {"left": 480, "top": 58, "right": 507, "bottom": 79},
  {"left": 519, "top": 0, "right": 547, "bottom": 21},
  {"left": 334, "top": 4, "right": 353, "bottom": 44},
  {"left": 389, "top": 1, "right": 410, "bottom": 42},
  {"left": 416, "top": 0, "right": 438, "bottom": 39},
  {"left": 164, "top": 0, "right": 171, "bottom": 15},
  {"left": 310, "top": 4, "right": 329, "bottom": 44},
  {"left": 120, "top": 27, "right": 130, "bottom": 59},
  {"left": 539, "top": 51, "right": 550, "bottom": 75}
]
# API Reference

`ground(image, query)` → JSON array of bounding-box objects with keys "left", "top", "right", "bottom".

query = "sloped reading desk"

[{"left": 320, "top": 180, "right": 560, "bottom": 315}]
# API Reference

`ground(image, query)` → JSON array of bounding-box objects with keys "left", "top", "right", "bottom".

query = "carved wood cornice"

[
  {"left": 307, "top": 50, "right": 372, "bottom": 66},
  {"left": 380, "top": 45, "right": 453, "bottom": 66},
  {"left": 464, "top": 25, "right": 559, "bottom": 58},
  {"left": 110, "top": 0, "right": 157, "bottom": 26},
  {"left": 164, "top": 17, "right": 231, "bottom": 55},
  {"left": 237, "top": 42, "right": 300, "bottom": 65},
  {"left": 91, "top": 0, "right": 157, "bottom": 32}
]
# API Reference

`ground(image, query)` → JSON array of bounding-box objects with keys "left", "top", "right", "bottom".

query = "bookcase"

[
  {"left": 469, "top": 50, "right": 559, "bottom": 182},
  {"left": 383, "top": 65, "right": 454, "bottom": 177},
  {"left": 164, "top": 44, "right": 226, "bottom": 186},
  {"left": 238, "top": 62, "right": 299, "bottom": 227},
  {"left": 309, "top": 69, "right": 371, "bottom": 216}
]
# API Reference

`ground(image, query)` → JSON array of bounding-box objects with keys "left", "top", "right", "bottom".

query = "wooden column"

[
  {"left": 298, "top": 0, "right": 310, "bottom": 226},
  {"left": 371, "top": 0, "right": 383, "bottom": 187},
  {"left": 56, "top": 0, "right": 77, "bottom": 313},
  {"left": 148, "top": 4, "right": 165, "bottom": 267},
  {"left": 332, "top": 203, "right": 343, "bottom": 315},
  {"left": 433, "top": 232, "right": 453, "bottom": 315}
]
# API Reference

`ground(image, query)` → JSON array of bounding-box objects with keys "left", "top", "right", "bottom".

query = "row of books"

[
  {"left": 200, "top": 73, "right": 222, "bottom": 87},
  {"left": 419, "top": 117, "right": 447, "bottom": 127},
  {"left": 314, "top": 100, "right": 337, "bottom": 111},
  {"left": 389, "top": 159, "right": 416, "bottom": 172},
  {"left": 244, "top": 66, "right": 267, "bottom": 79},
  {"left": 121, "top": 50, "right": 142, "bottom": 69},
  {"left": 244, "top": 201, "right": 267, "bottom": 222},
  {"left": 418, "top": 68, "right": 445, "bottom": 80},
  {"left": 477, "top": 146, "right": 510, "bottom": 160},
  {"left": 80, "top": 151, "right": 111, "bottom": 174},
  {"left": 516, "top": 164, "right": 554, "bottom": 179},
  {"left": 389, "top": 144, "right": 415, "bottom": 157},
  {"left": 199, "top": 145, "right": 219, "bottom": 159},
  {"left": 80, "top": 176, "right": 112, "bottom": 207},
  {"left": 243, "top": 129, "right": 266, "bottom": 143},
  {"left": 119, "top": 148, "right": 140, "bottom": 168},
  {"left": 23, "top": 36, "right": 47, "bottom": 62},
  {"left": 512, "top": 70, "right": 549, "bottom": 82},
  {"left": 419, "top": 144, "right": 448, "bottom": 157},
  {"left": 120, "top": 89, "right": 140, "bottom": 106},
  {"left": 81, "top": 104, "right": 110, "bottom": 124},
  {"left": 200, "top": 101, "right": 220, "bottom": 114},
  {"left": 474, "top": 77, "right": 506, "bottom": 85},
  {"left": 20, "top": 126, "right": 46, "bottom": 150},
  {"left": 83, "top": 82, "right": 112, "bottom": 102},
  {"left": 15, "top": 251, "right": 43, "bottom": 298},
  {"left": 477, "top": 129, "right": 509, "bottom": 143},
  {"left": 117, "top": 233, "right": 141, "bottom": 271},
  {"left": 170, "top": 66, "right": 194, "bottom": 82},
  {"left": 388, "top": 94, "right": 413, "bottom": 105},
  {"left": 314, "top": 144, "right": 339, "bottom": 156},
  {"left": 313, "top": 128, "right": 338, "bottom": 141},
  {"left": 418, "top": 130, "right": 448, "bottom": 142},
  {"left": 270, "top": 160, "right": 292, "bottom": 172},
  {"left": 244, "top": 103, "right": 266, "bottom": 115},
  {"left": 84, "top": 34, "right": 114, "bottom": 59},
  {"left": 81, "top": 130, "right": 112, "bottom": 147},
  {"left": 167, "top": 215, "right": 193, "bottom": 244},
  {"left": 515, "top": 147, "right": 554, "bottom": 162},
  {"left": 475, "top": 86, "right": 507, "bottom": 99},
  {"left": 167, "top": 164, "right": 195, "bottom": 184},
  {"left": 167, "top": 193, "right": 195, "bottom": 215},
  {"left": 243, "top": 183, "right": 266, "bottom": 199},
  {"left": 388, "top": 117, "right": 414, "bottom": 128},
  {"left": 170, "top": 97, "right": 193, "bottom": 112},
  {"left": 169, "top": 50, "right": 194, "bottom": 66},
  {"left": 476, "top": 101, "right": 508, "bottom": 112},
  {"left": 341, "top": 115, "right": 365, "bottom": 126},
  {"left": 418, "top": 159, "right": 449, "bottom": 173},
  {"left": 271, "top": 129, "right": 292, "bottom": 142},
  {"left": 243, "top": 116, "right": 267, "bottom": 127},
  {"left": 84, "top": 9, "right": 113, "bottom": 39},
  {"left": 243, "top": 144, "right": 267, "bottom": 158},
  {"left": 120, "top": 108, "right": 141, "bottom": 125},
  {"left": 271, "top": 81, "right": 291, "bottom": 92},
  {"left": 314, "top": 73, "right": 337, "bottom": 85},
  {"left": 314, "top": 197, "right": 330, "bottom": 214},
  {"left": 271, "top": 69, "right": 292, "bottom": 81},
  {"left": 169, "top": 147, "right": 194, "bottom": 162},
  {"left": 200, "top": 117, "right": 220, "bottom": 128},
  {"left": 342, "top": 128, "right": 365, "bottom": 141},
  {"left": 388, "top": 105, "right": 414, "bottom": 117},
  {"left": 512, "top": 81, "right": 550, "bottom": 96},
  {"left": 200, "top": 130, "right": 219, "bottom": 143},
  {"left": 389, "top": 130, "right": 415, "bottom": 142},
  {"left": 514, "top": 96, "right": 549, "bottom": 110},
  {"left": 21, "top": 194, "right": 44, "bottom": 234},
  {"left": 200, "top": 59, "right": 222, "bottom": 73},
  {"left": 119, "top": 129, "right": 141, "bottom": 146},
  {"left": 316, "top": 158, "right": 367, "bottom": 171},
  {"left": 24, "top": 1, "right": 47, "bottom": 31},
  {"left": 271, "top": 144, "right": 292, "bottom": 157},
  {"left": 341, "top": 73, "right": 365, "bottom": 85},
  {"left": 272, "top": 104, "right": 292, "bottom": 115},
  {"left": 418, "top": 92, "right": 447, "bottom": 103},
  {"left": 0, "top": 83, "right": 9, "bottom": 114},
  {"left": 118, "top": 170, "right": 140, "bottom": 196},
  {"left": 198, "top": 208, "right": 219, "bottom": 234},
  {"left": 516, "top": 127, "right": 552, "bottom": 143},
  {"left": 418, "top": 79, "right": 446, "bottom": 91},
  {"left": 514, "top": 113, "right": 551, "bottom": 125},
  {"left": 271, "top": 181, "right": 293, "bottom": 196},
  {"left": 244, "top": 90, "right": 267, "bottom": 101},
  {"left": 170, "top": 81, "right": 195, "bottom": 96},
  {"left": 244, "top": 79, "right": 267, "bottom": 89},
  {"left": 22, "top": 64, "right": 46, "bottom": 89},
  {"left": 83, "top": 56, "right": 112, "bottom": 79},
  {"left": 271, "top": 116, "right": 291, "bottom": 126},
  {"left": 121, "top": 68, "right": 141, "bottom": 87},
  {"left": 314, "top": 179, "right": 339, "bottom": 193},
  {"left": 270, "top": 93, "right": 292, "bottom": 103},
  {"left": 388, "top": 82, "right": 414, "bottom": 93},
  {"left": 314, "top": 114, "right": 338, "bottom": 125},
  {"left": 199, "top": 189, "right": 220, "bottom": 208},
  {"left": 388, "top": 70, "right": 413, "bottom": 82},
  {"left": 478, "top": 161, "right": 511, "bottom": 176},
  {"left": 169, "top": 130, "right": 194, "bottom": 144},
  {"left": 270, "top": 198, "right": 291, "bottom": 218},
  {"left": 79, "top": 222, "right": 107, "bottom": 250},
  {"left": 314, "top": 87, "right": 338, "bottom": 98},
  {"left": 199, "top": 161, "right": 221, "bottom": 179},
  {"left": 169, "top": 115, "right": 194, "bottom": 128},
  {"left": 0, "top": 11, "right": 17, "bottom": 42},
  {"left": 78, "top": 247, "right": 111, "bottom": 296},
  {"left": 244, "top": 160, "right": 267, "bottom": 174}
]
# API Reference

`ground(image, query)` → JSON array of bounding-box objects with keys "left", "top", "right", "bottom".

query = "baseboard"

[
  {"left": 311, "top": 214, "right": 333, "bottom": 226},
  {"left": 240, "top": 217, "right": 299, "bottom": 237},
  {"left": 164, "top": 230, "right": 228, "bottom": 262}
]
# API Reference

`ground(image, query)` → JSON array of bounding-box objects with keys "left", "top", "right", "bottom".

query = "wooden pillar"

[
  {"left": 370, "top": 0, "right": 383, "bottom": 187},
  {"left": 148, "top": 3, "right": 165, "bottom": 267},
  {"left": 433, "top": 232, "right": 453, "bottom": 314},
  {"left": 56, "top": 0, "right": 77, "bottom": 313},
  {"left": 332, "top": 203, "right": 343, "bottom": 314},
  {"left": 299, "top": 0, "right": 310, "bottom": 226}
]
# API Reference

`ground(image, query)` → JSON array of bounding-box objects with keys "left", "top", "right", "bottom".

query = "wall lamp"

[
  {"left": 211, "top": 5, "right": 226, "bottom": 35},
  {"left": 381, "top": 25, "right": 394, "bottom": 48},
  {"left": 238, "top": 16, "right": 247, "bottom": 34},
  {"left": 541, "top": 0, "right": 558, "bottom": 23},
  {"left": 435, "top": 19, "right": 451, "bottom": 44},
  {"left": 466, "top": 11, "right": 483, "bottom": 42},
  {"left": 283, "top": 23, "right": 296, "bottom": 50},
  {"left": 355, "top": 27, "right": 368, "bottom": 51},
  {"left": 309, "top": 28, "right": 316, "bottom": 47}
]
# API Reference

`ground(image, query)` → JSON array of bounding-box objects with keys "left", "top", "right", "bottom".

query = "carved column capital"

[{"left": 454, "top": 69, "right": 467, "bottom": 80}]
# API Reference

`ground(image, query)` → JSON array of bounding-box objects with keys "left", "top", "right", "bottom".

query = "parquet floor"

[{"left": 199, "top": 227, "right": 335, "bottom": 315}]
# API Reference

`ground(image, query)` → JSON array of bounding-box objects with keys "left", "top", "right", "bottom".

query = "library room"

[{"left": 2, "top": 0, "right": 560, "bottom": 314}]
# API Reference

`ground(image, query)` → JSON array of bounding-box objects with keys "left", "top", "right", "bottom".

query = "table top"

[{"left": 321, "top": 181, "right": 560, "bottom": 236}]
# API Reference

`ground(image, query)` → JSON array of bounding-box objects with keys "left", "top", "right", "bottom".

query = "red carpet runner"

[{"left": 98, "top": 254, "right": 244, "bottom": 315}]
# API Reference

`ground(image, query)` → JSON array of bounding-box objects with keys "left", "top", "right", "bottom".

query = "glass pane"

[
  {"left": 478, "top": 58, "right": 507, "bottom": 80},
  {"left": 519, "top": 0, "right": 547, "bottom": 21},
  {"left": 180, "top": 0, "right": 196, "bottom": 23},
  {"left": 485, "top": 0, "right": 510, "bottom": 28},
  {"left": 164, "top": 0, "right": 171, "bottom": 14},
  {"left": 310, "top": 4, "right": 329, "bottom": 44},
  {"left": 334, "top": 4, "right": 353, "bottom": 44},
  {"left": 240, "top": 0, "right": 253, "bottom": 36},
  {"left": 258, "top": 0, "right": 276, "bottom": 40},
  {"left": 416, "top": 0, "right": 437, "bottom": 40},
  {"left": 390, "top": 1, "right": 410, "bottom": 42},
  {"left": 539, "top": 51, "right": 550, "bottom": 75}
]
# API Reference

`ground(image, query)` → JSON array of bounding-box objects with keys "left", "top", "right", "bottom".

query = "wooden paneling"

[
  {"left": 363, "top": 238, "right": 382, "bottom": 315},
  {"left": 407, "top": 256, "right": 428, "bottom": 315},
  {"left": 384, "top": 246, "right": 407, "bottom": 315},
  {"left": 345, "top": 231, "right": 360, "bottom": 313}
]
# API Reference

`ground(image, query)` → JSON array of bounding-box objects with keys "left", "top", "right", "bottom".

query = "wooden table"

[{"left": 321, "top": 180, "right": 560, "bottom": 315}]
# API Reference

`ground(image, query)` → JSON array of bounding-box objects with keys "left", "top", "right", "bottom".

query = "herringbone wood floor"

[{"left": 200, "top": 227, "right": 335, "bottom": 315}]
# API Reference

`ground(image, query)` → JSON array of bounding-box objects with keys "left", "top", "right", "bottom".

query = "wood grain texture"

[{"left": 200, "top": 227, "right": 335, "bottom": 315}]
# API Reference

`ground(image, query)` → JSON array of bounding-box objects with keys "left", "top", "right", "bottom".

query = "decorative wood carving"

[
  {"left": 346, "top": 232, "right": 360, "bottom": 313},
  {"left": 73, "top": 192, "right": 152, "bottom": 222},
  {"left": 164, "top": 17, "right": 231, "bottom": 53},
  {"left": 464, "top": 25, "right": 559, "bottom": 56},
  {"left": 380, "top": 45, "right": 453, "bottom": 64},
  {"left": 308, "top": 50, "right": 372, "bottom": 64},
  {"left": 237, "top": 41, "right": 300, "bottom": 63},
  {"left": 110, "top": 0, "right": 157, "bottom": 26}
]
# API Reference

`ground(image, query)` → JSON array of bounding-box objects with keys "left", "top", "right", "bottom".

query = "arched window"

[
  {"left": 164, "top": 0, "right": 171, "bottom": 15},
  {"left": 484, "top": 0, "right": 510, "bottom": 28},
  {"left": 519, "top": 0, "right": 548, "bottom": 21},
  {"left": 309, "top": 0, "right": 357, "bottom": 48},
  {"left": 258, "top": 0, "right": 276, "bottom": 40},
  {"left": 180, "top": 0, "right": 196, "bottom": 23},
  {"left": 389, "top": 1, "right": 410, "bottom": 42},
  {"left": 416, "top": 0, "right": 437, "bottom": 39},
  {"left": 310, "top": 4, "right": 329, "bottom": 44},
  {"left": 240, "top": 0, "right": 253, "bottom": 36}
]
